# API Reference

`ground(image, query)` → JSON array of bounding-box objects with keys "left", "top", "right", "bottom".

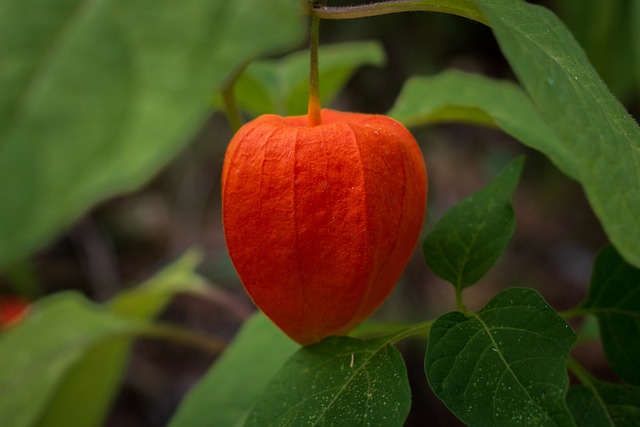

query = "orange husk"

[{"left": 222, "top": 109, "right": 427, "bottom": 345}]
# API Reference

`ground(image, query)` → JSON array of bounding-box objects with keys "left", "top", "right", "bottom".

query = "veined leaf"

[
  {"left": 581, "top": 245, "right": 640, "bottom": 386},
  {"left": 567, "top": 381, "right": 640, "bottom": 426},
  {"left": 244, "top": 335, "right": 411, "bottom": 427},
  {"left": 423, "top": 156, "right": 523, "bottom": 290},
  {"left": 425, "top": 288, "right": 576, "bottom": 426}
]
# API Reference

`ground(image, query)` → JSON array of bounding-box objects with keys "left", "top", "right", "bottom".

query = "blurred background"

[{"left": 1, "top": 1, "right": 638, "bottom": 425}]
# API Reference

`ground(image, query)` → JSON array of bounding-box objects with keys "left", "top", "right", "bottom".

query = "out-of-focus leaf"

[
  {"left": 425, "top": 288, "right": 576, "bottom": 426},
  {"left": 0, "top": 293, "right": 137, "bottom": 427},
  {"left": 0, "top": 251, "right": 206, "bottom": 427},
  {"left": 423, "top": 156, "right": 523, "bottom": 290},
  {"left": 227, "top": 41, "right": 386, "bottom": 117},
  {"left": 169, "top": 313, "right": 298, "bottom": 427},
  {"left": 0, "top": 0, "right": 304, "bottom": 267},
  {"left": 108, "top": 249, "right": 206, "bottom": 319}
]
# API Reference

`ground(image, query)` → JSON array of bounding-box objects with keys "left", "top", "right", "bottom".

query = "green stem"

[
  {"left": 455, "top": 286, "right": 468, "bottom": 314},
  {"left": 221, "top": 62, "right": 249, "bottom": 132},
  {"left": 390, "top": 319, "right": 433, "bottom": 343},
  {"left": 560, "top": 306, "right": 587, "bottom": 320},
  {"left": 311, "top": 0, "right": 489, "bottom": 26},
  {"left": 307, "top": 2, "right": 322, "bottom": 126},
  {"left": 137, "top": 322, "right": 227, "bottom": 354}
]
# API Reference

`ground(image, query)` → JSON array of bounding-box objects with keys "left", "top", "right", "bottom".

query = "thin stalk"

[
  {"left": 221, "top": 62, "right": 249, "bottom": 132},
  {"left": 560, "top": 307, "right": 587, "bottom": 320},
  {"left": 311, "top": 0, "right": 489, "bottom": 26},
  {"left": 138, "top": 322, "right": 227, "bottom": 354},
  {"left": 455, "top": 286, "right": 468, "bottom": 314},
  {"left": 390, "top": 319, "right": 433, "bottom": 343},
  {"left": 307, "top": 3, "right": 322, "bottom": 126}
]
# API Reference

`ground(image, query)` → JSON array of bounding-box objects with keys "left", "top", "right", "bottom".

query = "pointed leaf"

[
  {"left": 474, "top": 0, "right": 640, "bottom": 268},
  {"left": 425, "top": 288, "right": 576, "bottom": 426},
  {"left": 567, "top": 381, "right": 640, "bottom": 427},
  {"left": 581, "top": 245, "right": 640, "bottom": 386},
  {"left": 423, "top": 156, "right": 523, "bottom": 289},
  {"left": 169, "top": 313, "right": 298, "bottom": 427},
  {"left": 228, "top": 41, "right": 386, "bottom": 117},
  {"left": 244, "top": 335, "right": 411, "bottom": 427},
  {"left": 0, "top": 0, "right": 304, "bottom": 267}
]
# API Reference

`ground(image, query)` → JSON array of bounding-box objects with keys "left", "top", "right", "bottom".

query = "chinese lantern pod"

[{"left": 222, "top": 109, "right": 427, "bottom": 345}]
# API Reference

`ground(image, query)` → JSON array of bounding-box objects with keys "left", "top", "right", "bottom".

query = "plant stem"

[
  {"left": 307, "top": 1, "right": 322, "bottom": 126},
  {"left": 391, "top": 319, "right": 433, "bottom": 343},
  {"left": 138, "top": 322, "right": 227, "bottom": 354},
  {"left": 221, "top": 62, "right": 249, "bottom": 132},
  {"left": 311, "top": 0, "right": 489, "bottom": 26},
  {"left": 455, "top": 286, "right": 468, "bottom": 314},
  {"left": 560, "top": 307, "right": 587, "bottom": 320}
]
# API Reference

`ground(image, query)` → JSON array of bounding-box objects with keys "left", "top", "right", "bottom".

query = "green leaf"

[
  {"left": 389, "top": 71, "right": 576, "bottom": 179},
  {"left": 581, "top": 245, "right": 640, "bottom": 386},
  {"left": 474, "top": 0, "right": 640, "bottom": 268},
  {"left": 108, "top": 249, "right": 206, "bottom": 319},
  {"left": 554, "top": 0, "right": 638, "bottom": 101},
  {"left": 0, "top": 293, "right": 138, "bottom": 427},
  {"left": 0, "top": 251, "right": 206, "bottom": 427},
  {"left": 169, "top": 313, "right": 299, "bottom": 427},
  {"left": 36, "top": 338, "right": 131, "bottom": 427},
  {"left": 0, "top": 0, "right": 304, "bottom": 268},
  {"left": 567, "top": 381, "right": 640, "bottom": 427},
  {"left": 168, "top": 313, "right": 299, "bottom": 427},
  {"left": 228, "top": 41, "right": 386, "bottom": 117},
  {"left": 425, "top": 288, "right": 576, "bottom": 426},
  {"left": 423, "top": 156, "right": 523, "bottom": 290},
  {"left": 244, "top": 335, "right": 411, "bottom": 427}
]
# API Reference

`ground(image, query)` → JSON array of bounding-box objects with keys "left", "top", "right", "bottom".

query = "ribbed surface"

[{"left": 222, "top": 109, "right": 427, "bottom": 344}]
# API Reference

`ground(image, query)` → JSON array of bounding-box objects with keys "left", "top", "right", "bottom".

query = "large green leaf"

[
  {"left": 244, "top": 335, "right": 411, "bottom": 427},
  {"left": 423, "top": 156, "right": 523, "bottom": 290},
  {"left": 168, "top": 313, "right": 298, "bottom": 427},
  {"left": 0, "top": 0, "right": 304, "bottom": 267},
  {"left": 389, "top": 70, "right": 576, "bottom": 179},
  {"left": 473, "top": 0, "right": 640, "bottom": 268},
  {"left": 581, "top": 245, "right": 640, "bottom": 386},
  {"left": 425, "top": 288, "right": 576, "bottom": 426},
  {"left": 567, "top": 382, "right": 640, "bottom": 427},
  {"left": 228, "top": 41, "right": 386, "bottom": 117}
]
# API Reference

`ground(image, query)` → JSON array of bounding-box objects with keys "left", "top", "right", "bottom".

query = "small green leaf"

[
  {"left": 0, "top": 0, "right": 304, "bottom": 268},
  {"left": 425, "top": 288, "right": 576, "bottom": 426},
  {"left": 581, "top": 245, "right": 640, "bottom": 386},
  {"left": 108, "top": 249, "right": 206, "bottom": 319},
  {"left": 567, "top": 381, "right": 640, "bottom": 427},
  {"left": 474, "top": 0, "right": 640, "bottom": 268},
  {"left": 244, "top": 335, "right": 411, "bottom": 427},
  {"left": 227, "top": 41, "right": 386, "bottom": 117},
  {"left": 423, "top": 156, "right": 523, "bottom": 290},
  {"left": 168, "top": 313, "right": 299, "bottom": 427}
]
